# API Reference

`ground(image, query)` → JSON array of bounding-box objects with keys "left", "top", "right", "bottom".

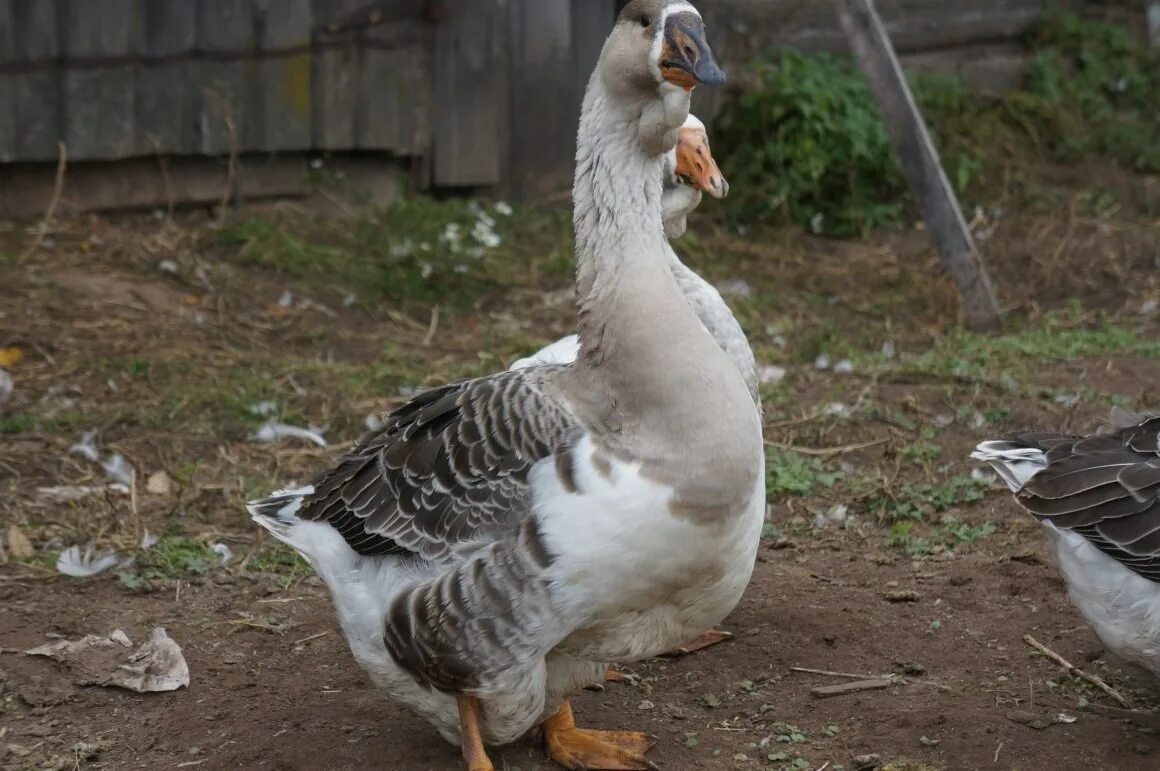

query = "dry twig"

[
  {"left": 1023, "top": 634, "right": 1130, "bottom": 708},
  {"left": 19, "top": 142, "right": 68, "bottom": 263},
  {"left": 790, "top": 666, "right": 884, "bottom": 680}
]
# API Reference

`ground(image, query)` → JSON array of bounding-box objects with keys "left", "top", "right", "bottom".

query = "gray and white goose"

[
  {"left": 512, "top": 113, "right": 754, "bottom": 403},
  {"left": 512, "top": 114, "right": 755, "bottom": 663},
  {"left": 247, "top": 3, "right": 764, "bottom": 770},
  {"left": 972, "top": 407, "right": 1160, "bottom": 686}
]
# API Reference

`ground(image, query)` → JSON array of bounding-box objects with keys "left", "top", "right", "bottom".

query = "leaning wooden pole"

[{"left": 834, "top": 0, "right": 1002, "bottom": 331}]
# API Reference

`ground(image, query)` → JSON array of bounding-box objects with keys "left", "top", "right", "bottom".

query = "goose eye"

[{"left": 639, "top": 15, "right": 650, "bottom": 27}]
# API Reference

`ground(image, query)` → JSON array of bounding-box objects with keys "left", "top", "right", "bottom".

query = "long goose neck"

[{"left": 572, "top": 79, "right": 686, "bottom": 366}]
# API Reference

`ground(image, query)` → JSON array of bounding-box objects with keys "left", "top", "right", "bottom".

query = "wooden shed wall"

[
  {"left": 0, "top": 0, "right": 433, "bottom": 163},
  {"left": 0, "top": 0, "right": 1090, "bottom": 203}
]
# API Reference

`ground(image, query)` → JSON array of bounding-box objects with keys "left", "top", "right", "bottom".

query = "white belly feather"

[
  {"left": 536, "top": 433, "right": 765, "bottom": 662},
  {"left": 1047, "top": 524, "right": 1160, "bottom": 683}
]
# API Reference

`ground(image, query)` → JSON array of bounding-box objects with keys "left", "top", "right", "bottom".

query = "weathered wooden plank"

[
  {"left": 254, "top": 0, "right": 313, "bottom": 49},
  {"left": 835, "top": 0, "right": 1000, "bottom": 330},
  {"left": 904, "top": 43, "right": 1026, "bottom": 91},
  {"left": 7, "top": 0, "right": 60, "bottom": 61},
  {"left": 432, "top": 0, "right": 505, "bottom": 186},
  {"left": 57, "top": 0, "right": 140, "bottom": 160},
  {"left": 2, "top": 0, "right": 60, "bottom": 160},
  {"left": 504, "top": 0, "right": 575, "bottom": 195},
  {"left": 0, "top": 2, "right": 14, "bottom": 161},
  {"left": 311, "top": 0, "right": 365, "bottom": 150},
  {"left": 59, "top": 0, "right": 142, "bottom": 57},
  {"left": 195, "top": 0, "right": 255, "bottom": 155},
  {"left": 10, "top": 71, "right": 60, "bottom": 161},
  {"left": 357, "top": 14, "right": 433, "bottom": 154},
  {"left": 136, "top": 1, "right": 197, "bottom": 155},
  {"left": 252, "top": 0, "right": 313, "bottom": 151},
  {"left": 63, "top": 68, "right": 136, "bottom": 159},
  {"left": 0, "top": 156, "right": 313, "bottom": 219}
]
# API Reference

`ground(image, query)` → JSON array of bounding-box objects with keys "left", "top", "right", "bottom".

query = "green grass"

[
  {"left": 217, "top": 198, "right": 573, "bottom": 309},
  {"left": 861, "top": 313, "right": 1160, "bottom": 382},
  {"left": 870, "top": 475, "right": 989, "bottom": 523},
  {"left": 713, "top": 10, "right": 1160, "bottom": 236},
  {"left": 765, "top": 447, "right": 842, "bottom": 497},
  {"left": 885, "top": 517, "right": 996, "bottom": 557}
]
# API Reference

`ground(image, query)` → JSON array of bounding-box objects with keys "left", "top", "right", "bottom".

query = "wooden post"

[{"left": 834, "top": 0, "right": 1002, "bottom": 331}]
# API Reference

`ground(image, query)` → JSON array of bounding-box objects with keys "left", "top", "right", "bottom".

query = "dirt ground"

[{"left": 2, "top": 187, "right": 1160, "bottom": 771}]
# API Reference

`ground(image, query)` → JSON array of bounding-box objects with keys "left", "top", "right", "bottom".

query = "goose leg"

[
  {"left": 603, "top": 666, "right": 631, "bottom": 683},
  {"left": 543, "top": 700, "right": 656, "bottom": 770},
  {"left": 456, "top": 694, "right": 495, "bottom": 771},
  {"left": 663, "top": 627, "right": 733, "bottom": 656}
]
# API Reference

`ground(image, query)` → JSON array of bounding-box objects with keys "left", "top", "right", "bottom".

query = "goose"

[
  {"left": 512, "top": 114, "right": 755, "bottom": 666},
  {"left": 972, "top": 407, "right": 1160, "bottom": 688},
  {"left": 247, "top": 3, "right": 764, "bottom": 770}
]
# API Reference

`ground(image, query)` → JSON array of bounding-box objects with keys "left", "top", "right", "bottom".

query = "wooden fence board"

[
  {"left": 195, "top": 0, "right": 255, "bottom": 155},
  {"left": 432, "top": 0, "right": 504, "bottom": 186},
  {"left": 253, "top": 0, "right": 313, "bottom": 150},
  {"left": 59, "top": 0, "right": 140, "bottom": 160},
  {"left": 59, "top": 0, "right": 142, "bottom": 57},
  {"left": 9, "top": 0, "right": 59, "bottom": 60},
  {"left": 10, "top": 71, "right": 60, "bottom": 161},
  {"left": 3, "top": 0, "right": 60, "bottom": 161},
  {"left": 311, "top": 0, "right": 363, "bottom": 150},
  {"left": 358, "top": 17, "right": 433, "bottom": 155},
  {"left": 0, "top": 2, "right": 14, "bottom": 161},
  {"left": 505, "top": 0, "right": 575, "bottom": 196},
  {"left": 136, "top": 1, "right": 198, "bottom": 155}
]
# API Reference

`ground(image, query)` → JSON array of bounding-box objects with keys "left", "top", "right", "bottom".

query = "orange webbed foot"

[{"left": 543, "top": 701, "right": 657, "bottom": 770}]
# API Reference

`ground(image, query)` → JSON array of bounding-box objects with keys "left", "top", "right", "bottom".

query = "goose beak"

[
  {"left": 660, "top": 12, "right": 725, "bottom": 89},
  {"left": 675, "top": 126, "right": 729, "bottom": 199}
]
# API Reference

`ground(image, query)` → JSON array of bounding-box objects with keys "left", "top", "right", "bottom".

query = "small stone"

[
  {"left": 665, "top": 704, "right": 687, "bottom": 720},
  {"left": 895, "top": 660, "right": 926, "bottom": 676},
  {"left": 948, "top": 575, "right": 972, "bottom": 586},
  {"left": 700, "top": 693, "right": 720, "bottom": 709},
  {"left": 884, "top": 590, "right": 920, "bottom": 603},
  {"left": 145, "top": 471, "right": 172, "bottom": 496},
  {"left": 1006, "top": 710, "right": 1051, "bottom": 729},
  {"left": 919, "top": 735, "right": 940, "bottom": 746},
  {"left": 637, "top": 700, "right": 655, "bottom": 711},
  {"left": 852, "top": 753, "right": 880, "bottom": 770},
  {"left": 6, "top": 526, "right": 34, "bottom": 558}
]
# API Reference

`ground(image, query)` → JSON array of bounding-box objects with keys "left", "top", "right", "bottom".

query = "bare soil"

[{"left": 2, "top": 198, "right": 1160, "bottom": 771}]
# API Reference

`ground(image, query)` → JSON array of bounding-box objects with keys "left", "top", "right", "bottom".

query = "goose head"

[
  {"left": 667, "top": 114, "right": 728, "bottom": 199},
  {"left": 599, "top": 1, "right": 725, "bottom": 116}
]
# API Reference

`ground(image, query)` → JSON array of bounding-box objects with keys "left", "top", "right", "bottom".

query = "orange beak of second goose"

[{"left": 674, "top": 125, "right": 729, "bottom": 199}]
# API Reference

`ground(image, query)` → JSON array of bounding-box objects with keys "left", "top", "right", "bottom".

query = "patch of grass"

[
  {"left": 885, "top": 517, "right": 996, "bottom": 556},
  {"left": 245, "top": 542, "right": 308, "bottom": 574},
  {"left": 870, "top": 314, "right": 1160, "bottom": 381},
  {"left": 218, "top": 198, "right": 573, "bottom": 309},
  {"left": 1021, "top": 9, "right": 1160, "bottom": 173},
  {"left": 714, "top": 11, "right": 1159, "bottom": 236},
  {"left": 870, "top": 474, "right": 989, "bottom": 523},
  {"left": 765, "top": 447, "right": 841, "bottom": 497},
  {"left": 715, "top": 50, "right": 909, "bottom": 237},
  {"left": 0, "top": 410, "right": 88, "bottom": 436},
  {"left": 118, "top": 537, "right": 223, "bottom": 591},
  {"left": 139, "top": 537, "right": 218, "bottom": 576}
]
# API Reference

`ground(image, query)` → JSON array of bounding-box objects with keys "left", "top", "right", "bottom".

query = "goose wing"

[
  {"left": 1015, "top": 409, "right": 1160, "bottom": 581},
  {"left": 289, "top": 365, "right": 578, "bottom": 563}
]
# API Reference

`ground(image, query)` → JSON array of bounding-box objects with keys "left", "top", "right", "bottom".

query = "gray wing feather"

[
  {"left": 293, "top": 365, "right": 578, "bottom": 562},
  {"left": 1012, "top": 411, "right": 1160, "bottom": 582}
]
